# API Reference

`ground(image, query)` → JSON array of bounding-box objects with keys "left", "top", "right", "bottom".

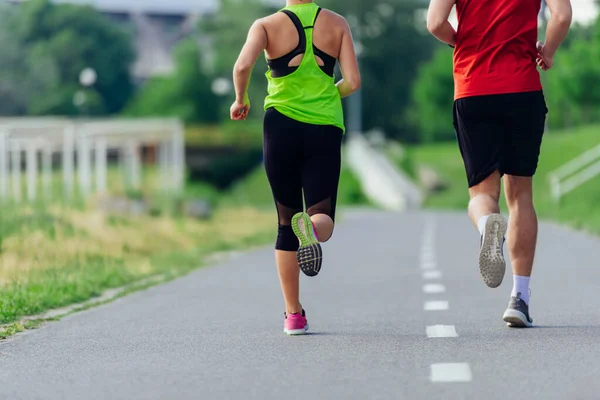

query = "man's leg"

[
  {"left": 503, "top": 175, "right": 537, "bottom": 300},
  {"left": 468, "top": 171, "right": 508, "bottom": 288},
  {"left": 453, "top": 96, "right": 507, "bottom": 288},
  {"left": 501, "top": 175, "right": 537, "bottom": 328},
  {"left": 468, "top": 170, "right": 501, "bottom": 230},
  {"left": 500, "top": 90, "right": 547, "bottom": 328}
]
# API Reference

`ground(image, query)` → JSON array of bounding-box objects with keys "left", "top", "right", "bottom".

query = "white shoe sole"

[
  {"left": 284, "top": 324, "right": 309, "bottom": 335},
  {"left": 503, "top": 309, "right": 533, "bottom": 328},
  {"left": 478, "top": 214, "right": 507, "bottom": 288}
]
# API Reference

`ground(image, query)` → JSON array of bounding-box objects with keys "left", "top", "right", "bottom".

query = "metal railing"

[
  {"left": 345, "top": 132, "right": 423, "bottom": 211},
  {"left": 0, "top": 117, "right": 186, "bottom": 204},
  {"left": 548, "top": 143, "right": 600, "bottom": 202}
]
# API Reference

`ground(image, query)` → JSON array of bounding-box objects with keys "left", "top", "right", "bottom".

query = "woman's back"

[
  {"left": 263, "top": 6, "right": 345, "bottom": 66},
  {"left": 262, "top": 3, "right": 348, "bottom": 131},
  {"left": 229, "top": 1, "right": 360, "bottom": 126}
]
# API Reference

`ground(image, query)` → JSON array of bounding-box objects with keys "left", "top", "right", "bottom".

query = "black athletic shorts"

[
  {"left": 452, "top": 90, "right": 548, "bottom": 188},
  {"left": 263, "top": 107, "right": 343, "bottom": 226}
]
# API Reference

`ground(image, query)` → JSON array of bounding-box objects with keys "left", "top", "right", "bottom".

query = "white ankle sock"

[
  {"left": 512, "top": 275, "right": 531, "bottom": 304},
  {"left": 477, "top": 215, "right": 489, "bottom": 235}
]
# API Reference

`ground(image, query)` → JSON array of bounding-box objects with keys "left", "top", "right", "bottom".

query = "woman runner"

[{"left": 230, "top": 0, "right": 361, "bottom": 335}]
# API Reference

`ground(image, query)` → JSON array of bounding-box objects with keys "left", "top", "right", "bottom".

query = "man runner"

[
  {"left": 230, "top": 0, "right": 360, "bottom": 335},
  {"left": 426, "top": 0, "right": 572, "bottom": 327}
]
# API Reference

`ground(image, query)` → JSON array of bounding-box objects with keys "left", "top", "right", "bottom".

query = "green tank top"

[{"left": 263, "top": 3, "right": 345, "bottom": 132}]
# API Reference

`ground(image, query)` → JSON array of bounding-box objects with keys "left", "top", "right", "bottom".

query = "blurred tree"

[
  {"left": 124, "top": 38, "right": 220, "bottom": 124},
  {"left": 544, "top": 21, "right": 600, "bottom": 129},
  {"left": 0, "top": 5, "right": 59, "bottom": 116},
  {"left": 320, "top": 0, "right": 436, "bottom": 141},
  {"left": 408, "top": 45, "right": 455, "bottom": 143},
  {"left": 0, "top": 0, "right": 134, "bottom": 116},
  {"left": 198, "top": 0, "right": 277, "bottom": 122}
]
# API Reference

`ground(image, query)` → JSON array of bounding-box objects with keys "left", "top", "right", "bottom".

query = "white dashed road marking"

[
  {"left": 423, "top": 284, "right": 446, "bottom": 294},
  {"left": 426, "top": 325, "right": 458, "bottom": 338},
  {"left": 421, "top": 261, "right": 437, "bottom": 270},
  {"left": 422, "top": 270, "right": 442, "bottom": 279},
  {"left": 430, "top": 363, "right": 472, "bottom": 383},
  {"left": 424, "top": 301, "right": 449, "bottom": 311},
  {"left": 421, "top": 219, "right": 471, "bottom": 385}
]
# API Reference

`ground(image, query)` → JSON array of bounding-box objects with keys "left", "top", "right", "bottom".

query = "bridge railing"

[
  {"left": 0, "top": 117, "right": 185, "bottom": 204},
  {"left": 548, "top": 143, "right": 600, "bottom": 202}
]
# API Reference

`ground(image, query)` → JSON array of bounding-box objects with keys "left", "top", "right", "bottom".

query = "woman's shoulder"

[{"left": 317, "top": 8, "right": 349, "bottom": 28}]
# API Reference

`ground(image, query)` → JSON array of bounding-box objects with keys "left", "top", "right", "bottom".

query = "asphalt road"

[{"left": 1, "top": 210, "right": 599, "bottom": 400}]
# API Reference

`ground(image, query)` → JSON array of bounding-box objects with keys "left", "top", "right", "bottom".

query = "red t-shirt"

[{"left": 453, "top": 0, "right": 543, "bottom": 100}]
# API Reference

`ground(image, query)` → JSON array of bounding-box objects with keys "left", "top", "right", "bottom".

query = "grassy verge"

[
  {"left": 0, "top": 136, "right": 369, "bottom": 338},
  {"left": 397, "top": 124, "right": 600, "bottom": 234},
  {"left": 0, "top": 205, "right": 274, "bottom": 332}
]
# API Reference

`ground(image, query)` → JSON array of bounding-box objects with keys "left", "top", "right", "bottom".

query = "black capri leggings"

[{"left": 263, "top": 107, "right": 343, "bottom": 251}]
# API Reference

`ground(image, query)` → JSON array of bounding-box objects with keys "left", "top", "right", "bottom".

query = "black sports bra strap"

[
  {"left": 313, "top": 7, "right": 323, "bottom": 24},
  {"left": 267, "top": 8, "right": 336, "bottom": 78},
  {"left": 281, "top": 10, "right": 307, "bottom": 53}
]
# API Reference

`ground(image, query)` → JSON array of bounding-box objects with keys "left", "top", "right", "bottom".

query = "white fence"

[{"left": 0, "top": 117, "right": 185, "bottom": 203}]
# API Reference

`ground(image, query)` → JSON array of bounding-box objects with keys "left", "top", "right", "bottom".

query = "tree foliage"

[
  {"left": 320, "top": 0, "right": 436, "bottom": 140},
  {"left": 409, "top": 45, "right": 455, "bottom": 143},
  {"left": 543, "top": 21, "right": 600, "bottom": 128},
  {"left": 198, "top": 0, "right": 278, "bottom": 122},
  {"left": 125, "top": 38, "right": 220, "bottom": 123},
  {"left": 0, "top": 0, "right": 134, "bottom": 116}
]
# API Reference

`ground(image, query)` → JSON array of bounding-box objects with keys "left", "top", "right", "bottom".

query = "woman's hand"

[{"left": 230, "top": 99, "right": 250, "bottom": 121}]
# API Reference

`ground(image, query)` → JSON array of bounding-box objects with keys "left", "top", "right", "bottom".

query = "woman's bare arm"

[
  {"left": 231, "top": 19, "right": 268, "bottom": 119},
  {"left": 336, "top": 19, "right": 361, "bottom": 99}
]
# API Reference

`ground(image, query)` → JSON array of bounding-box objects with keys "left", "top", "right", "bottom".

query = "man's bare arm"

[
  {"left": 426, "top": 0, "right": 457, "bottom": 46},
  {"left": 542, "top": 0, "right": 572, "bottom": 59}
]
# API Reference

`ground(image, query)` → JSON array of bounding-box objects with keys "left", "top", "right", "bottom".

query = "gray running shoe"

[
  {"left": 291, "top": 212, "right": 322, "bottom": 277},
  {"left": 478, "top": 213, "right": 507, "bottom": 288},
  {"left": 503, "top": 292, "right": 533, "bottom": 328}
]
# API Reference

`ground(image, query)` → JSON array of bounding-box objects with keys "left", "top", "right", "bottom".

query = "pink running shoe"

[{"left": 284, "top": 310, "right": 309, "bottom": 335}]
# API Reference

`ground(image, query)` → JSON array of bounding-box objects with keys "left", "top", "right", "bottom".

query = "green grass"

[
  {"left": 400, "top": 124, "right": 600, "bottom": 234},
  {"left": 0, "top": 133, "right": 370, "bottom": 336},
  {"left": 0, "top": 205, "right": 274, "bottom": 329}
]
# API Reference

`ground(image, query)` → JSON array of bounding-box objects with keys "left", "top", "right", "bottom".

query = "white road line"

[
  {"left": 426, "top": 325, "right": 458, "bottom": 338},
  {"left": 422, "top": 270, "right": 442, "bottom": 279},
  {"left": 430, "top": 363, "right": 472, "bottom": 383},
  {"left": 420, "top": 252, "right": 435, "bottom": 263},
  {"left": 420, "top": 256, "right": 436, "bottom": 266},
  {"left": 421, "top": 262, "right": 437, "bottom": 270},
  {"left": 420, "top": 251, "right": 434, "bottom": 259},
  {"left": 424, "top": 301, "right": 449, "bottom": 311},
  {"left": 423, "top": 284, "right": 446, "bottom": 294},
  {"left": 421, "top": 249, "right": 435, "bottom": 258},
  {"left": 421, "top": 220, "right": 437, "bottom": 273}
]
